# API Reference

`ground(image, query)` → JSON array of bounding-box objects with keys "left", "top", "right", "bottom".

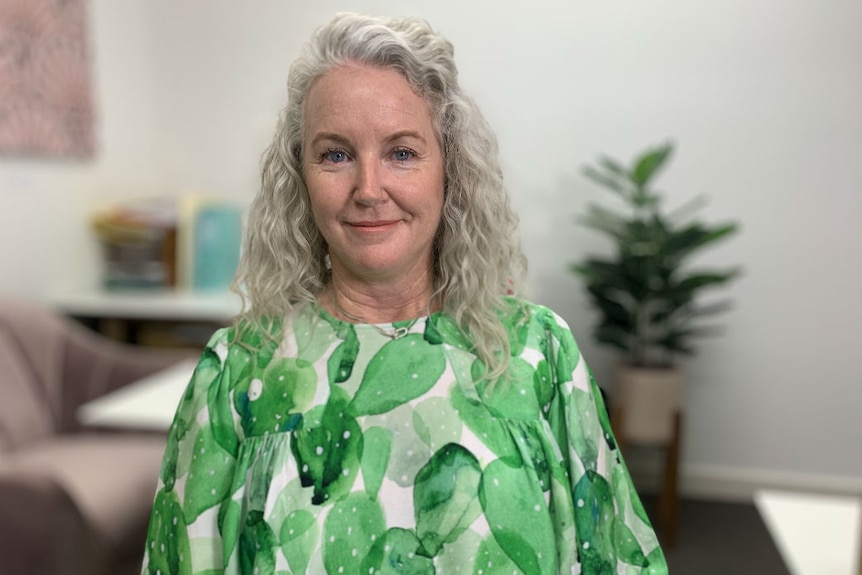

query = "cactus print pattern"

[{"left": 142, "top": 299, "right": 667, "bottom": 574}]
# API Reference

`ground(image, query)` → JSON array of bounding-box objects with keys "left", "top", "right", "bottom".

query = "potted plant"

[{"left": 570, "top": 141, "right": 741, "bottom": 445}]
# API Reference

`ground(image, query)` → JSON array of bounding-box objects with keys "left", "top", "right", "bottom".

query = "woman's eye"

[
  {"left": 392, "top": 149, "right": 415, "bottom": 162},
  {"left": 324, "top": 150, "right": 348, "bottom": 163}
]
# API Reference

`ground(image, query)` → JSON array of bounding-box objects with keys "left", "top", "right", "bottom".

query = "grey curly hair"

[{"left": 233, "top": 12, "right": 527, "bottom": 378}]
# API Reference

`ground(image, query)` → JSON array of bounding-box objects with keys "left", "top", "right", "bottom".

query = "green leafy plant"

[{"left": 571, "top": 142, "right": 741, "bottom": 368}]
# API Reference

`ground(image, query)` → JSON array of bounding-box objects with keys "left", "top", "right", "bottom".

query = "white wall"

[
  {"left": 1, "top": 0, "right": 860, "bottom": 497},
  {"left": 0, "top": 2, "right": 170, "bottom": 294}
]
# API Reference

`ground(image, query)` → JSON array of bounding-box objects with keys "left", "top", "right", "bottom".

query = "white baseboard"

[{"left": 625, "top": 455, "right": 862, "bottom": 503}]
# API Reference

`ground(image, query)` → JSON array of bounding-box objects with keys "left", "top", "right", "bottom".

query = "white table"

[
  {"left": 51, "top": 286, "right": 242, "bottom": 346},
  {"left": 754, "top": 489, "right": 861, "bottom": 575},
  {"left": 77, "top": 358, "right": 199, "bottom": 430},
  {"left": 51, "top": 286, "right": 242, "bottom": 322}
]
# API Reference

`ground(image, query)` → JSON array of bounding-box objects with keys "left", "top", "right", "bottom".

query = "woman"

[{"left": 142, "top": 13, "right": 668, "bottom": 575}]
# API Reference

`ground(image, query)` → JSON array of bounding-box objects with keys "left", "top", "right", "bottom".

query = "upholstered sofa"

[{"left": 0, "top": 299, "right": 194, "bottom": 575}]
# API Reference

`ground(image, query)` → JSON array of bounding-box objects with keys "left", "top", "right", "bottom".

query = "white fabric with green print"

[{"left": 142, "top": 299, "right": 668, "bottom": 575}]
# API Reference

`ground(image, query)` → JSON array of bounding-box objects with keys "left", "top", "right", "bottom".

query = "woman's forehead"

[{"left": 303, "top": 64, "right": 436, "bottom": 141}]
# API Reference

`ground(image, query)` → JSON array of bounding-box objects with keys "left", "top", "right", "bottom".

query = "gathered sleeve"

[
  {"left": 142, "top": 328, "right": 241, "bottom": 575},
  {"left": 539, "top": 308, "right": 669, "bottom": 575}
]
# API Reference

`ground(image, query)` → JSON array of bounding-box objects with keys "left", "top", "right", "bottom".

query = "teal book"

[{"left": 192, "top": 204, "right": 242, "bottom": 291}]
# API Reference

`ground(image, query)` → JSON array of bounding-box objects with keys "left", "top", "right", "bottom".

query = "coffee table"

[
  {"left": 754, "top": 489, "right": 861, "bottom": 575},
  {"left": 77, "top": 358, "right": 198, "bottom": 430}
]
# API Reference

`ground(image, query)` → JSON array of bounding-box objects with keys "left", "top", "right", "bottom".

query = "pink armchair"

[{"left": 0, "top": 299, "right": 195, "bottom": 575}]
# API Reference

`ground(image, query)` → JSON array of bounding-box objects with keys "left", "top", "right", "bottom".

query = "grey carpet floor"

[{"left": 641, "top": 496, "right": 791, "bottom": 575}]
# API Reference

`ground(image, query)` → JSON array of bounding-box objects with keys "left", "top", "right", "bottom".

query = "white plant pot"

[{"left": 614, "top": 364, "right": 684, "bottom": 445}]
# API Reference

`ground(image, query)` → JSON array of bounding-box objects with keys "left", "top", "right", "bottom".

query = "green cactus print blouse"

[{"left": 142, "top": 299, "right": 668, "bottom": 575}]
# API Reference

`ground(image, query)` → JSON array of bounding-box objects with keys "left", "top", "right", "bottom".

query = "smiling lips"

[{"left": 345, "top": 220, "right": 401, "bottom": 232}]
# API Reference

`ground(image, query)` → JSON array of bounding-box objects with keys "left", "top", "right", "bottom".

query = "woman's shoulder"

[
  {"left": 203, "top": 325, "right": 233, "bottom": 352},
  {"left": 194, "top": 317, "right": 286, "bottom": 378},
  {"left": 205, "top": 316, "right": 283, "bottom": 349},
  {"left": 500, "top": 297, "right": 583, "bottom": 368},
  {"left": 499, "top": 296, "right": 574, "bottom": 333}
]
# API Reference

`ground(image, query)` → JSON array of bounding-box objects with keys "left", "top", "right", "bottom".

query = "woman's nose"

[{"left": 352, "top": 158, "right": 387, "bottom": 205}]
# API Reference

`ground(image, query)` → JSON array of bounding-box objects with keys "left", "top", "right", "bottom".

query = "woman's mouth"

[{"left": 346, "top": 220, "right": 400, "bottom": 232}]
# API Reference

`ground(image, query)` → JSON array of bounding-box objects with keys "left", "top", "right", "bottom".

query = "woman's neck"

[{"left": 321, "top": 272, "right": 437, "bottom": 324}]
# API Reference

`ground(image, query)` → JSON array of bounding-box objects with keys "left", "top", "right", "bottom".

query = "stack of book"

[{"left": 91, "top": 198, "right": 177, "bottom": 289}]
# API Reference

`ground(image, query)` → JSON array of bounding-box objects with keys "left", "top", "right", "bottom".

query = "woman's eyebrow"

[
  {"left": 309, "top": 130, "right": 427, "bottom": 148},
  {"left": 385, "top": 130, "right": 426, "bottom": 144},
  {"left": 309, "top": 132, "right": 351, "bottom": 148}
]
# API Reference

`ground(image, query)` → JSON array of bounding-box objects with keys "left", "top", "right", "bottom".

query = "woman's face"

[{"left": 302, "top": 64, "right": 445, "bottom": 285}]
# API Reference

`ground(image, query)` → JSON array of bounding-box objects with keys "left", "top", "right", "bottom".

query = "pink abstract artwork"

[{"left": 0, "top": 0, "right": 95, "bottom": 158}]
